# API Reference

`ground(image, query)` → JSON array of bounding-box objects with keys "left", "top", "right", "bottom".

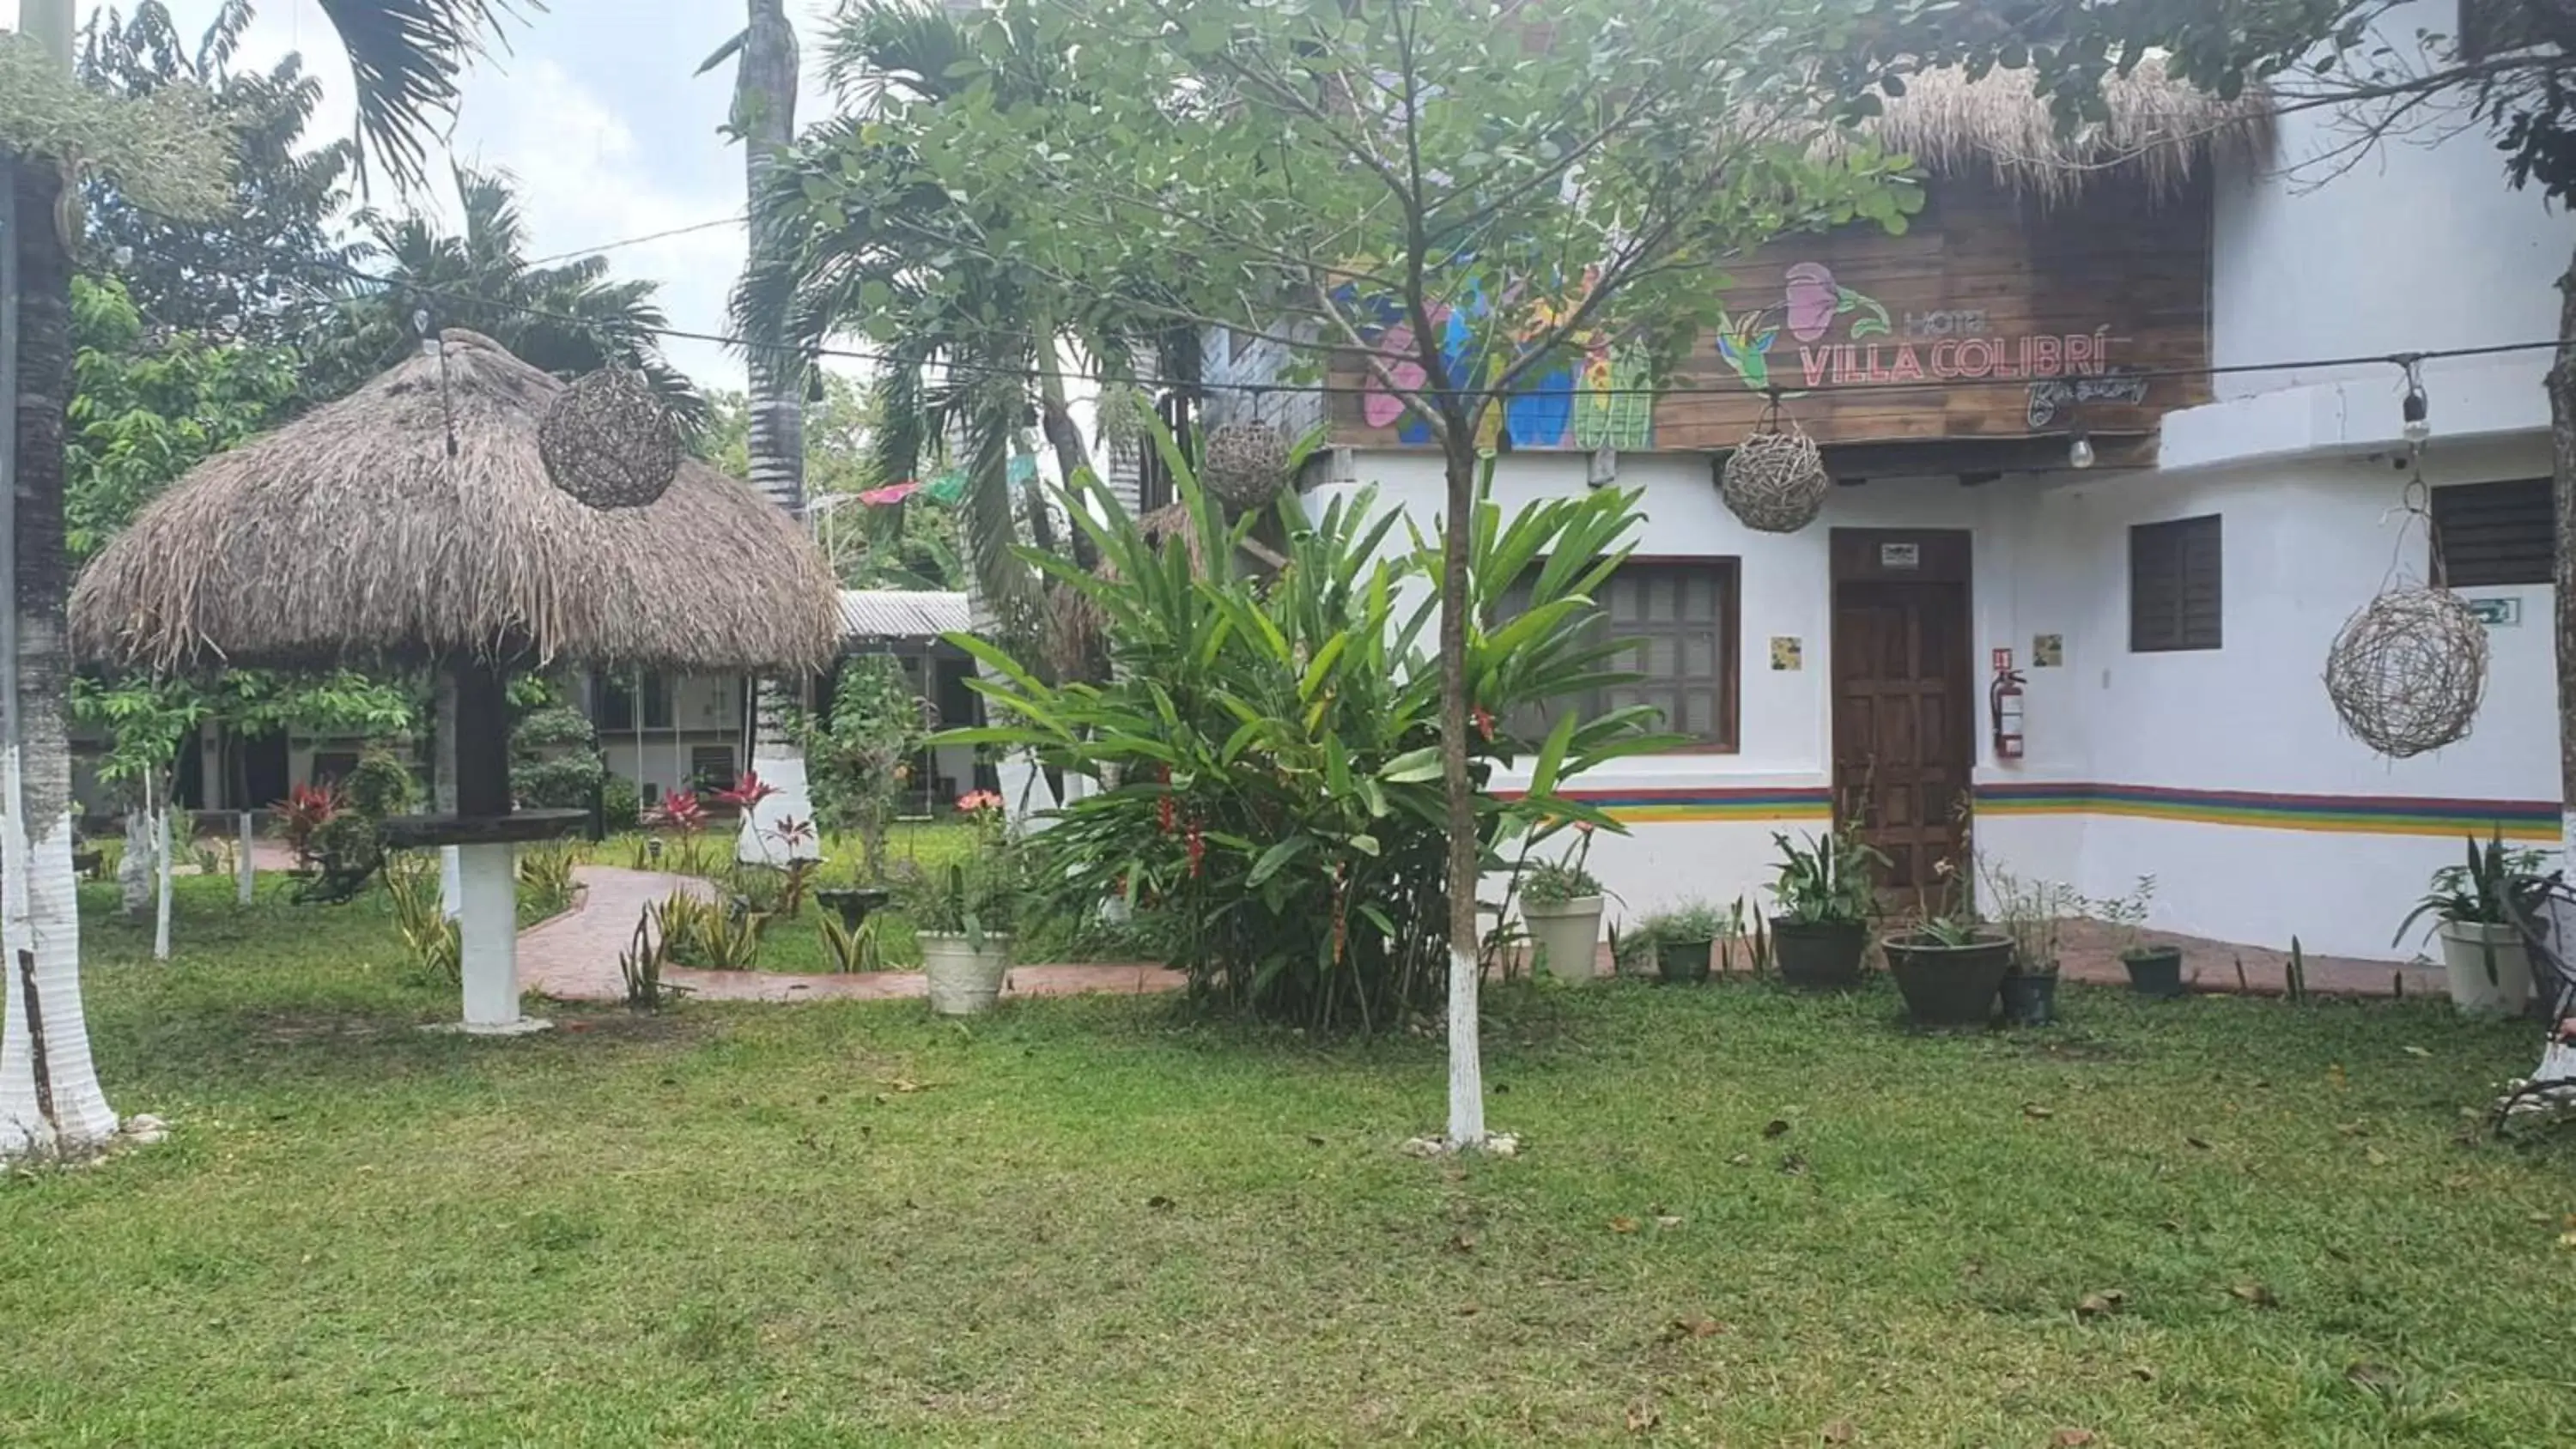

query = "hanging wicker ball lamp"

[
  {"left": 1718, "top": 416, "right": 1831, "bottom": 533},
  {"left": 1199, "top": 419, "right": 1291, "bottom": 511},
  {"left": 2324, "top": 585, "right": 2489, "bottom": 758},
  {"left": 539, "top": 368, "right": 682, "bottom": 511}
]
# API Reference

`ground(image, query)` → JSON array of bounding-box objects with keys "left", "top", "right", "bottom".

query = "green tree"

[
  {"left": 706, "top": 374, "right": 963, "bottom": 590},
  {"left": 77, "top": 0, "right": 360, "bottom": 347},
  {"left": 781, "top": 0, "right": 1923, "bottom": 1146},
  {"left": 304, "top": 163, "right": 703, "bottom": 421},
  {"left": 3, "top": 0, "right": 516, "bottom": 1156}
]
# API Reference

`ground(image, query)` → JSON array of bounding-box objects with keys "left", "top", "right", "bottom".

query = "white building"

[{"left": 1204, "top": 39, "right": 2570, "bottom": 962}]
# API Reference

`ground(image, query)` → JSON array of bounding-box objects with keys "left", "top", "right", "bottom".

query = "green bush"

[
  {"left": 948, "top": 462, "right": 1674, "bottom": 1030},
  {"left": 600, "top": 776, "right": 642, "bottom": 833}
]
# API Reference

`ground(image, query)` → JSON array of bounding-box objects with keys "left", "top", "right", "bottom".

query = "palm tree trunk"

[
  {"left": 736, "top": 0, "right": 817, "bottom": 864},
  {"left": 1, "top": 154, "right": 118, "bottom": 1154}
]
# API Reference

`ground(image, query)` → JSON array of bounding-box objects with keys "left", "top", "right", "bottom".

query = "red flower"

[
  {"left": 1185, "top": 822, "right": 1206, "bottom": 878},
  {"left": 1473, "top": 706, "right": 1495, "bottom": 742},
  {"left": 957, "top": 790, "right": 1004, "bottom": 814},
  {"left": 1157, "top": 794, "right": 1177, "bottom": 834},
  {"left": 714, "top": 772, "right": 776, "bottom": 811},
  {"left": 653, "top": 791, "right": 708, "bottom": 834}
]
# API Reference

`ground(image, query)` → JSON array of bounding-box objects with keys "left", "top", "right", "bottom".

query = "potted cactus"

[{"left": 1765, "top": 827, "right": 1885, "bottom": 990}]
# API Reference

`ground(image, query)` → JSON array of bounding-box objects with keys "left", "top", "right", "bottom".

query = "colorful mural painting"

[{"left": 1349, "top": 284, "right": 1656, "bottom": 452}]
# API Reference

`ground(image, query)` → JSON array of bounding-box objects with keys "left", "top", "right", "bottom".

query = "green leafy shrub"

[
  {"left": 383, "top": 852, "right": 459, "bottom": 984},
  {"left": 946, "top": 464, "right": 1675, "bottom": 1030},
  {"left": 600, "top": 776, "right": 642, "bottom": 834},
  {"left": 511, "top": 700, "right": 606, "bottom": 810}
]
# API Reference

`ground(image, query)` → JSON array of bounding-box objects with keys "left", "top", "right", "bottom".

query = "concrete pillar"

[{"left": 457, "top": 842, "right": 537, "bottom": 1033}]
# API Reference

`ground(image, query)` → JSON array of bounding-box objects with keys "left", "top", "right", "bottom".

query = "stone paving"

[{"left": 517, "top": 865, "right": 1186, "bottom": 1005}]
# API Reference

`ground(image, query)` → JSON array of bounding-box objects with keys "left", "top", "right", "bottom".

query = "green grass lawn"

[{"left": 4, "top": 876, "right": 2573, "bottom": 1446}]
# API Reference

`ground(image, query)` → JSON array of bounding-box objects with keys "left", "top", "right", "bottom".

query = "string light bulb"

[
  {"left": 2401, "top": 358, "right": 2430, "bottom": 445},
  {"left": 2068, "top": 428, "right": 2095, "bottom": 470}
]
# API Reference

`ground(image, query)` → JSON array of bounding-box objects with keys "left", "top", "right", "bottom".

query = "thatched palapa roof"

[
  {"left": 1840, "top": 55, "right": 2273, "bottom": 204},
  {"left": 71, "top": 330, "right": 841, "bottom": 674}
]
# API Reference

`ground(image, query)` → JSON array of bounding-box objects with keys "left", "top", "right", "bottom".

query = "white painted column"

[
  {"left": 457, "top": 842, "right": 537, "bottom": 1032},
  {"left": 235, "top": 809, "right": 255, "bottom": 905}
]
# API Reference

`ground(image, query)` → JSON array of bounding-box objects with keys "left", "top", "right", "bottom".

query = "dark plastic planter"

[
  {"left": 1771, "top": 919, "right": 1868, "bottom": 990},
  {"left": 1656, "top": 938, "right": 1714, "bottom": 985},
  {"left": 2123, "top": 945, "right": 2186, "bottom": 998},
  {"left": 2000, "top": 969, "right": 2059, "bottom": 1027},
  {"left": 1881, "top": 934, "right": 2013, "bottom": 1028}
]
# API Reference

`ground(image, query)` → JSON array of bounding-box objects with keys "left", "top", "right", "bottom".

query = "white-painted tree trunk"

[
  {"left": 2, "top": 142, "right": 117, "bottom": 1155},
  {"left": 152, "top": 787, "right": 172, "bottom": 962},
  {"left": 1447, "top": 943, "right": 1485, "bottom": 1144},
  {"left": 235, "top": 809, "right": 254, "bottom": 906},
  {"left": 118, "top": 791, "right": 153, "bottom": 916},
  {"left": 733, "top": 0, "right": 818, "bottom": 865}
]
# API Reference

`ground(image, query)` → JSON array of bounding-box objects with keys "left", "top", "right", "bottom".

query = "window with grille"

[
  {"left": 2432, "top": 477, "right": 2552, "bottom": 587},
  {"left": 1506, "top": 559, "right": 1740, "bottom": 751},
  {"left": 690, "top": 747, "right": 738, "bottom": 792},
  {"left": 2129, "top": 515, "right": 2222, "bottom": 652}
]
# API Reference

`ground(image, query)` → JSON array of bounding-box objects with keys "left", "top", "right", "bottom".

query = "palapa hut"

[{"left": 71, "top": 329, "right": 841, "bottom": 1031}]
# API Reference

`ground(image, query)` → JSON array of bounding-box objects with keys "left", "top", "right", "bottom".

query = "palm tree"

[
  {"left": 2, "top": 0, "right": 516, "bottom": 1157},
  {"left": 738, "top": 0, "right": 1156, "bottom": 684},
  {"left": 702, "top": 0, "right": 817, "bottom": 863},
  {"left": 304, "top": 163, "right": 703, "bottom": 420}
]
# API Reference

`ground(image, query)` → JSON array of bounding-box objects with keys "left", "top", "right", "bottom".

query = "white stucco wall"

[{"left": 1325, "top": 429, "right": 2555, "bottom": 961}]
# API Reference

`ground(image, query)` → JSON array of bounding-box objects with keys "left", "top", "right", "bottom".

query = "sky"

[{"left": 6, "top": 0, "right": 844, "bottom": 388}]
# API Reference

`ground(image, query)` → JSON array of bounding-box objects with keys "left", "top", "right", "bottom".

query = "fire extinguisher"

[{"left": 1990, "top": 664, "right": 2026, "bottom": 761}]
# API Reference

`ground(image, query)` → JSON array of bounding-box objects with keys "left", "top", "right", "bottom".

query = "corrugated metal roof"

[{"left": 837, "top": 590, "right": 970, "bottom": 641}]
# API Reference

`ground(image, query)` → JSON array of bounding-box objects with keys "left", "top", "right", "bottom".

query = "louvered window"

[
  {"left": 2432, "top": 477, "right": 2552, "bottom": 588},
  {"left": 1504, "top": 560, "right": 1740, "bottom": 750},
  {"left": 2130, "top": 515, "right": 2222, "bottom": 652}
]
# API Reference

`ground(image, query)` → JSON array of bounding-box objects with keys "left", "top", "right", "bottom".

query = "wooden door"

[{"left": 1830, "top": 531, "right": 1972, "bottom": 906}]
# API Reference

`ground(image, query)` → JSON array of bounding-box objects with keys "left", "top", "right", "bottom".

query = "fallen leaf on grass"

[
  {"left": 1609, "top": 1216, "right": 1640, "bottom": 1234},
  {"left": 1456, "top": 1303, "right": 1479, "bottom": 1317},
  {"left": 2227, "top": 1282, "right": 2281, "bottom": 1308},
  {"left": 2184, "top": 1136, "right": 2213, "bottom": 1150},
  {"left": 1821, "top": 1420, "right": 1856, "bottom": 1444},
  {"left": 1655, "top": 1215, "right": 1683, "bottom": 1230},
  {"left": 1778, "top": 1153, "right": 1810, "bottom": 1177},
  {"left": 1305, "top": 1133, "right": 1326, "bottom": 1147},
  {"left": 2050, "top": 1430, "right": 2098, "bottom": 1446},
  {"left": 2128, "top": 1364, "right": 2157, "bottom": 1383},
  {"left": 2365, "top": 1147, "right": 2391, "bottom": 1167},
  {"left": 1447, "top": 1230, "right": 1479, "bottom": 1253},
  {"left": 2075, "top": 1289, "right": 2127, "bottom": 1319},
  {"left": 1145, "top": 1195, "right": 1176, "bottom": 1210},
  {"left": 2345, "top": 1361, "right": 2401, "bottom": 1392},
  {"left": 1625, "top": 1399, "right": 1660, "bottom": 1434},
  {"left": 1726, "top": 1152, "right": 1753, "bottom": 1167},
  {"left": 2402, "top": 1045, "right": 2432, "bottom": 1058},
  {"left": 1660, "top": 1317, "right": 1727, "bottom": 1341},
  {"left": 1763, "top": 1118, "right": 1793, "bottom": 1138},
  {"left": 884, "top": 1078, "right": 927, "bottom": 1094},
  {"left": 2022, "top": 1103, "right": 2054, "bottom": 1120}
]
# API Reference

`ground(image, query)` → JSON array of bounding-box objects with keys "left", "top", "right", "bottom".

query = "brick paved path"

[{"left": 519, "top": 865, "right": 1185, "bottom": 1005}]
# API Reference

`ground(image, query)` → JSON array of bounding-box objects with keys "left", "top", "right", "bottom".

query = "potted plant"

[
  {"left": 1519, "top": 823, "right": 1608, "bottom": 982},
  {"left": 1976, "top": 856, "right": 2081, "bottom": 1027},
  {"left": 1628, "top": 904, "right": 1724, "bottom": 985},
  {"left": 2098, "top": 875, "right": 2184, "bottom": 998},
  {"left": 902, "top": 795, "right": 1022, "bottom": 1015},
  {"left": 2393, "top": 830, "right": 2555, "bottom": 1016},
  {"left": 1881, "top": 861, "right": 2012, "bottom": 1027},
  {"left": 1766, "top": 827, "right": 1885, "bottom": 990}
]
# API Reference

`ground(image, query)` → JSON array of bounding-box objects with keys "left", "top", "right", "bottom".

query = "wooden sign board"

[{"left": 1323, "top": 176, "right": 2210, "bottom": 454}]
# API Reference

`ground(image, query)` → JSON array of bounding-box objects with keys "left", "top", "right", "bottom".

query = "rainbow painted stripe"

[
  {"left": 1975, "top": 782, "right": 2561, "bottom": 841},
  {"left": 1510, "top": 785, "right": 1835, "bottom": 824}
]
